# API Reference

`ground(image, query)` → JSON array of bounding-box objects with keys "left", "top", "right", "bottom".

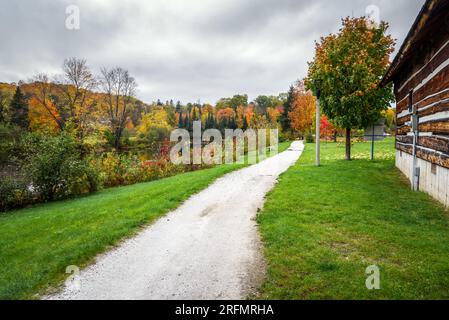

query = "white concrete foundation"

[{"left": 396, "top": 150, "right": 449, "bottom": 208}]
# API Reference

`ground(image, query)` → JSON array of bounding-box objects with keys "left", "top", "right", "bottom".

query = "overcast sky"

[{"left": 0, "top": 0, "right": 425, "bottom": 104}]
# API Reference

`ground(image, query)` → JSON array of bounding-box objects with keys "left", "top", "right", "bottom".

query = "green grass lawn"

[
  {"left": 257, "top": 138, "right": 449, "bottom": 300},
  {"left": 0, "top": 142, "right": 290, "bottom": 300}
]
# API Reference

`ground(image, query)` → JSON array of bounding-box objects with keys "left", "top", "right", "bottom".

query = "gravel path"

[{"left": 46, "top": 141, "right": 304, "bottom": 300}]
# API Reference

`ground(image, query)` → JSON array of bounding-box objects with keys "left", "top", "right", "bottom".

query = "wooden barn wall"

[{"left": 394, "top": 11, "right": 449, "bottom": 170}]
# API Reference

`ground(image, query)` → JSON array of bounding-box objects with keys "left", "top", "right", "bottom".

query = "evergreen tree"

[
  {"left": 0, "top": 105, "right": 4, "bottom": 123},
  {"left": 207, "top": 114, "right": 215, "bottom": 129},
  {"left": 243, "top": 115, "right": 248, "bottom": 131},
  {"left": 185, "top": 113, "right": 191, "bottom": 132},
  {"left": 175, "top": 101, "right": 182, "bottom": 114},
  {"left": 218, "top": 118, "right": 223, "bottom": 134},
  {"left": 280, "top": 85, "right": 294, "bottom": 132},
  {"left": 204, "top": 113, "right": 212, "bottom": 130},
  {"left": 187, "top": 103, "right": 193, "bottom": 115},
  {"left": 10, "top": 86, "right": 29, "bottom": 129},
  {"left": 178, "top": 113, "right": 184, "bottom": 129},
  {"left": 231, "top": 116, "right": 237, "bottom": 130},
  {"left": 0, "top": 94, "right": 5, "bottom": 123},
  {"left": 219, "top": 118, "right": 229, "bottom": 134}
]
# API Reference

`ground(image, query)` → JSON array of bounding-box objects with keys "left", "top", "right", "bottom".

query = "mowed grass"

[
  {"left": 257, "top": 138, "right": 449, "bottom": 300},
  {"left": 0, "top": 141, "right": 290, "bottom": 300}
]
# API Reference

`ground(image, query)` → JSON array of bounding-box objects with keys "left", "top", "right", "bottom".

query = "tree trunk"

[
  {"left": 345, "top": 128, "right": 351, "bottom": 161},
  {"left": 114, "top": 128, "right": 122, "bottom": 150}
]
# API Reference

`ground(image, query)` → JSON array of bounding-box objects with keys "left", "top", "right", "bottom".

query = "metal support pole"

[
  {"left": 316, "top": 98, "right": 320, "bottom": 167},
  {"left": 411, "top": 106, "right": 420, "bottom": 192},
  {"left": 412, "top": 132, "right": 418, "bottom": 191},
  {"left": 371, "top": 125, "right": 375, "bottom": 161}
]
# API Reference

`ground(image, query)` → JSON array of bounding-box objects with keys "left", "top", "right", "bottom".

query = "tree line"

[{"left": 0, "top": 60, "right": 303, "bottom": 152}]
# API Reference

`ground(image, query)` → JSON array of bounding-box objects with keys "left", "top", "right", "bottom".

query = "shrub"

[
  {"left": 19, "top": 133, "right": 101, "bottom": 201},
  {"left": 0, "top": 178, "right": 33, "bottom": 212},
  {"left": 139, "top": 127, "right": 171, "bottom": 154},
  {"left": 0, "top": 124, "right": 22, "bottom": 165},
  {"left": 95, "top": 149, "right": 194, "bottom": 188},
  {"left": 305, "top": 132, "right": 314, "bottom": 143},
  {"left": 97, "top": 152, "right": 137, "bottom": 187}
]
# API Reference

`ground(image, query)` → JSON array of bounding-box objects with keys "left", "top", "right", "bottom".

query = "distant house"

[{"left": 381, "top": 0, "right": 449, "bottom": 207}]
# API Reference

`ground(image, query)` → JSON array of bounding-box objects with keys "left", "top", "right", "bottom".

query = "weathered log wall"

[
  {"left": 394, "top": 10, "right": 449, "bottom": 170},
  {"left": 385, "top": 0, "right": 449, "bottom": 206}
]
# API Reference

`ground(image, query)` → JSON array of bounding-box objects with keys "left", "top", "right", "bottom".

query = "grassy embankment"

[
  {"left": 257, "top": 138, "right": 449, "bottom": 299},
  {"left": 0, "top": 142, "right": 290, "bottom": 300}
]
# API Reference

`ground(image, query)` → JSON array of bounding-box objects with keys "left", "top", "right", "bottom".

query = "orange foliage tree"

[
  {"left": 288, "top": 81, "right": 316, "bottom": 137},
  {"left": 307, "top": 17, "right": 395, "bottom": 159},
  {"left": 28, "top": 96, "right": 60, "bottom": 133},
  {"left": 28, "top": 74, "right": 65, "bottom": 131},
  {"left": 267, "top": 107, "right": 281, "bottom": 126},
  {"left": 216, "top": 108, "right": 235, "bottom": 121}
]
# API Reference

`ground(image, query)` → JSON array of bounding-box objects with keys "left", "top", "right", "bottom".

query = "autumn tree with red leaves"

[{"left": 307, "top": 17, "right": 395, "bottom": 160}]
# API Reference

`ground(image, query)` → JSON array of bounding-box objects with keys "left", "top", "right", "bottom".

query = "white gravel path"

[{"left": 46, "top": 141, "right": 304, "bottom": 300}]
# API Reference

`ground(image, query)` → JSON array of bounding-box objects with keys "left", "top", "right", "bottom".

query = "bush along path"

[{"left": 45, "top": 142, "right": 304, "bottom": 300}]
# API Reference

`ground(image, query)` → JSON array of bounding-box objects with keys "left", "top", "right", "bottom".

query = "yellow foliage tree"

[{"left": 137, "top": 106, "right": 172, "bottom": 135}]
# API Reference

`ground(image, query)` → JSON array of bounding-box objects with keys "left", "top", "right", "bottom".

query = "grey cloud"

[
  {"left": 0, "top": 0, "right": 426, "bottom": 104},
  {"left": 195, "top": 0, "right": 314, "bottom": 36}
]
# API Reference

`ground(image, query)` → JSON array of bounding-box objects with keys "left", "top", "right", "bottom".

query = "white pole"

[
  {"left": 316, "top": 98, "right": 320, "bottom": 167},
  {"left": 411, "top": 104, "right": 419, "bottom": 191},
  {"left": 412, "top": 132, "right": 417, "bottom": 190}
]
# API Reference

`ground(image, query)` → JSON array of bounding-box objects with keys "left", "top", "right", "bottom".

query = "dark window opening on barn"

[
  {"left": 431, "top": 163, "right": 437, "bottom": 175},
  {"left": 408, "top": 90, "right": 414, "bottom": 112}
]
